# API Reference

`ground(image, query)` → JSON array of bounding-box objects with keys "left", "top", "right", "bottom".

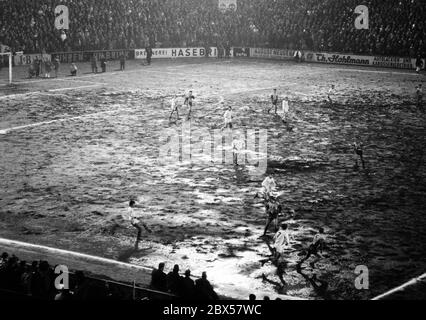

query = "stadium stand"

[{"left": 0, "top": 0, "right": 424, "bottom": 56}]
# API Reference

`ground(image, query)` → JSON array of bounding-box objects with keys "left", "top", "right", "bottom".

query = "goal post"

[{"left": 0, "top": 52, "right": 13, "bottom": 84}]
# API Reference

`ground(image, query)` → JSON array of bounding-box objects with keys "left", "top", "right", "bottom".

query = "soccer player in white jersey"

[
  {"left": 169, "top": 94, "right": 180, "bottom": 122},
  {"left": 273, "top": 224, "right": 292, "bottom": 259},
  {"left": 127, "top": 200, "right": 152, "bottom": 250},
  {"left": 232, "top": 135, "right": 245, "bottom": 165},
  {"left": 70, "top": 63, "right": 78, "bottom": 76},
  {"left": 328, "top": 84, "right": 335, "bottom": 105},
  {"left": 261, "top": 175, "right": 276, "bottom": 200},
  {"left": 222, "top": 106, "right": 233, "bottom": 130},
  {"left": 281, "top": 97, "right": 290, "bottom": 124}
]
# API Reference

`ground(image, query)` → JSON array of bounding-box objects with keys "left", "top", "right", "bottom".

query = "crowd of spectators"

[
  {"left": 249, "top": 0, "right": 426, "bottom": 57},
  {"left": 150, "top": 263, "right": 219, "bottom": 300},
  {"left": 0, "top": 252, "right": 137, "bottom": 300},
  {"left": 0, "top": 0, "right": 425, "bottom": 57},
  {"left": 0, "top": 252, "right": 219, "bottom": 300}
]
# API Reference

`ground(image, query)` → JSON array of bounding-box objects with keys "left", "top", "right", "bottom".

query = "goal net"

[{"left": 0, "top": 52, "right": 13, "bottom": 85}]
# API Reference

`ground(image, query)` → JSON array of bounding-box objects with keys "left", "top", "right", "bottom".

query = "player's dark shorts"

[
  {"left": 267, "top": 213, "right": 278, "bottom": 222},
  {"left": 266, "top": 203, "right": 281, "bottom": 220},
  {"left": 308, "top": 241, "right": 325, "bottom": 255},
  {"left": 307, "top": 245, "right": 319, "bottom": 255}
]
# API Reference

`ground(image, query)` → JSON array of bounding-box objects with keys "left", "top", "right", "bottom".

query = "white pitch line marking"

[
  {"left": 0, "top": 69, "right": 141, "bottom": 88},
  {"left": 0, "top": 77, "right": 103, "bottom": 87},
  {"left": 167, "top": 60, "right": 232, "bottom": 70},
  {"left": 371, "top": 272, "right": 426, "bottom": 300},
  {"left": 0, "top": 107, "right": 123, "bottom": 135},
  {"left": 249, "top": 59, "right": 422, "bottom": 76},
  {"left": 319, "top": 66, "right": 421, "bottom": 76},
  {"left": 0, "top": 84, "right": 101, "bottom": 100},
  {"left": 0, "top": 66, "right": 183, "bottom": 87},
  {"left": 48, "top": 84, "right": 100, "bottom": 92},
  {"left": 0, "top": 237, "right": 152, "bottom": 272}
]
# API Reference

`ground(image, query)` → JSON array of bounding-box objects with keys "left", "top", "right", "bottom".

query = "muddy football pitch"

[{"left": 0, "top": 59, "right": 425, "bottom": 300}]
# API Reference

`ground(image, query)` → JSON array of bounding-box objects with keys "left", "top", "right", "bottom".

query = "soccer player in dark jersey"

[
  {"left": 91, "top": 54, "right": 98, "bottom": 73},
  {"left": 185, "top": 90, "right": 195, "bottom": 120},
  {"left": 269, "top": 89, "right": 279, "bottom": 114},
  {"left": 298, "top": 228, "right": 326, "bottom": 269},
  {"left": 262, "top": 198, "right": 282, "bottom": 236},
  {"left": 34, "top": 56, "right": 41, "bottom": 77},
  {"left": 53, "top": 57, "right": 60, "bottom": 78},
  {"left": 353, "top": 142, "right": 365, "bottom": 170},
  {"left": 119, "top": 53, "right": 126, "bottom": 71},
  {"left": 146, "top": 45, "right": 153, "bottom": 65}
]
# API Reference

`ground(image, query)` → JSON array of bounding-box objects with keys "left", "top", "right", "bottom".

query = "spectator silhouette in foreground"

[
  {"left": 0, "top": 252, "right": 8, "bottom": 267},
  {"left": 167, "top": 264, "right": 183, "bottom": 295},
  {"left": 72, "top": 270, "right": 91, "bottom": 300},
  {"left": 150, "top": 262, "right": 167, "bottom": 292},
  {"left": 181, "top": 269, "right": 196, "bottom": 299},
  {"left": 31, "top": 260, "right": 54, "bottom": 299},
  {"left": 55, "top": 284, "right": 72, "bottom": 301},
  {"left": 195, "top": 272, "right": 218, "bottom": 300}
]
